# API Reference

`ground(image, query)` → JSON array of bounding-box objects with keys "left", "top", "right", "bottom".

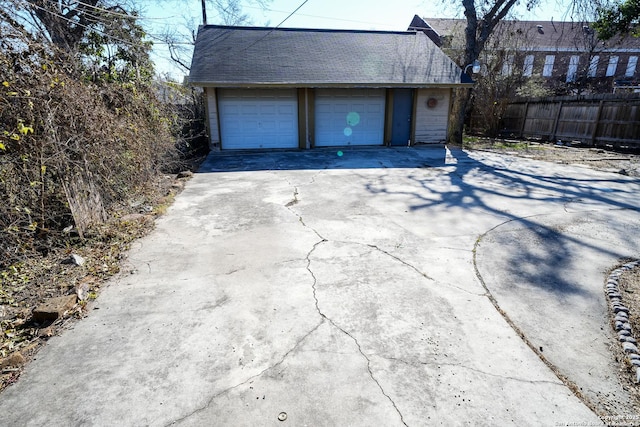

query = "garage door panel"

[
  {"left": 218, "top": 89, "right": 298, "bottom": 150},
  {"left": 315, "top": 89, "right": 385, "bottom": 147}
]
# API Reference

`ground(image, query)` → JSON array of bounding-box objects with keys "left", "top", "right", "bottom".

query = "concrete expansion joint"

[
  {"left": 472, "top": 220, "right": 601, "bottom": 416},
  {"left": 604, "top": 260, "right": 640, "bottom": 385},
  {"left": 165, "top": 320, "right": 325, "bottom": 426}
]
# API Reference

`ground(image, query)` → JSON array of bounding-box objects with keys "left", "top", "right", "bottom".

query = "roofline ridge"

[{"left": 200, "top": 24, "right": 417, "bottom": 35}]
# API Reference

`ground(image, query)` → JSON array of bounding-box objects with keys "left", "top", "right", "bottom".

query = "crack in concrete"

[
  {"left": 166, "top": 320, "right": 324, "bottom": 426},
  {"left": 285, "top": 186, "right": 299, "bottom": 207},
  {"left": 342, "top": 241, "right": 484, "bottom": 297},
  {"left": 381, "top": 355, "right": 563, "bottom": 386},
  {"left": 302, "top": 234, "right": 408, "bottom": 426},
  {"left": 365, "top": 243, "right": 434, "bottom": 281},
  {"left": 281, "top": 184, "right": 409, "bottom": 426}
]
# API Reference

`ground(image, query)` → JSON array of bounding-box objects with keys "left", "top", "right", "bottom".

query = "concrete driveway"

[{"left": 2, "top": 146, "right": 640, "bottom": 426}]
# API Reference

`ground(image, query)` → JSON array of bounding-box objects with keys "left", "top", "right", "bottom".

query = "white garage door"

[
  {"left": 218, "top": 89, "right": 298, "bottom": 150},
  {"left": 315, "top": 89, "right": 385, "bottom": 147}
]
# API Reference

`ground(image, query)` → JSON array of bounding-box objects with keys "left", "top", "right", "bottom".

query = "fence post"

[
  {"left": 591, "top": 100, "right": 605, "bottom": 147},
  {"left": 519, "top": 101, "right": 529, "bottom": 138},
  {"left": 550, "top": 100, "right": 563, "bottom": 142}
]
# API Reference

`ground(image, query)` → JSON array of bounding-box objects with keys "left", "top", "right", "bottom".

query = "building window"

[
  {"left": 501, "top": 54, "right": 514, "bottom": 76},
  {"left": 606, "top": 56, "right": 619, "bottom": 77},
  {"left": 543, "top": 55, "right": 555, "bottom": 77},
  {"left": 588, "top": 56, "right": 599, "bottom": 77},
  {"left": 566, "top": 55, "right": 580, "bottom": 82},
  {"left": 626, "top": 56, "right": 638, "bottom": 77},
  {"left": 523, "top": 55, "right": 534, "bottom": 77}
]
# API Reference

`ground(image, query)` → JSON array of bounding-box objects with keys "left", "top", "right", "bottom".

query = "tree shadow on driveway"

[
  {"left": 199, "top": 145, "right": 640, "bottom": 297},
  {"left": 363, "top": 146, "right": 640, "bottom": 297}
]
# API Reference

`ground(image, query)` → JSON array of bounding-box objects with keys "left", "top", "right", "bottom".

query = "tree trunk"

[{"left": 448, "top": 88, "right": 472, "bottom": 146}]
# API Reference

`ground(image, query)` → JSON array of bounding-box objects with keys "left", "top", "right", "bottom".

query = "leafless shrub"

[{"left": 0, "top": 31, "right": 177, "bottom": 267}]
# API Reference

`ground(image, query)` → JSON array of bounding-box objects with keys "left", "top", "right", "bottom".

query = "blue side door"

[{"left": 390, "top": 89, "right": 413, "bottom": 146}]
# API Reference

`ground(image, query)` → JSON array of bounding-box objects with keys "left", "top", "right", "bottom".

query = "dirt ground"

[
  {"left": 1, "top": 141, "right": 639, "bottom": 418},
  {"left": 0, "top": 171, "right": 192, "bottom": 391},
  {"left": 617, "top": 266, "right": 640, "bottom": 419},
  {"left": 466, "top": 139, "right": 640, "bottom": 177}
]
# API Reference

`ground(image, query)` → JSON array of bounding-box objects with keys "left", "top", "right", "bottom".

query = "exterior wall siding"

[
  {"left": 205, "top": 86, "right": 456, "bottom": 148},
  {"left": 414, "top": 88, "right": 450, "bottom": 143},
  {"left": 205, "top": 88, "right": 221, "bottom": 148}
]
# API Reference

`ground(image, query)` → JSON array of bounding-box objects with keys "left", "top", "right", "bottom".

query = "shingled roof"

[{"left": 189, "top": 25, "right": 470, "bottom": 87}]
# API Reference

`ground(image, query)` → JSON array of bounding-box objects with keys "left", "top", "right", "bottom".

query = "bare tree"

[
  {"left": 157, "top": 0, "right": 272, "bottom": 73},
  {"left": 1, "top": 0, "right": 153, "bottom": 81},
  {"left": 447, "top": 0, "right": 540, "bottom": 145},
  {"left": 445, "top": 0, "right": 613, "bottom": 144}
]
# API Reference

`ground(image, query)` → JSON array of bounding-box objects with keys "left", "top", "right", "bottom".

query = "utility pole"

[{"left": 201, "top": 0, "right": 207, "bottom": 25}]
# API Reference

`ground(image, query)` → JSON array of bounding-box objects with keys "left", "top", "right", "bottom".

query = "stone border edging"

[{"left": 605, "top": 260, "right": 640, "bottom": 383}]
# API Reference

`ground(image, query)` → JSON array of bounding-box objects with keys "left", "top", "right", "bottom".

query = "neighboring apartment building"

[{"left": 409, "top": 15, "right": 640, "bottom": 93}]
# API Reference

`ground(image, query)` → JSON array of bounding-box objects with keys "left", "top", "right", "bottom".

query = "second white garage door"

[
  {"left": 218, "top": 89, "right": 298, "bottom": 150},
  {"left": 315, "top": 89, "right": 386, "bottom": 147}
]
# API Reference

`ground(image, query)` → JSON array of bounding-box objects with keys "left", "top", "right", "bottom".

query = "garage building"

[{"left": 189, "top": 25, "right": 471, "bottom": 150}]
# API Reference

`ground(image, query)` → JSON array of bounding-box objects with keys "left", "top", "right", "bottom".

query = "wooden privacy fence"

[{"left": 499, "top": 93, "right": 640, "bottom": 149}]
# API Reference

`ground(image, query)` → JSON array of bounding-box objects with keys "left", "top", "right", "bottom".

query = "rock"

[
  {"left": 622, "top": 342, "right": 638, "bottom": 353},
  {"left": 615, "top": 314, "right": 629, "bottom": 322},
  {"left": 38, "top": 326, "right": 54, "bottom": 337},
  {"left": 177, "top": 170, "right": 193, "bottom": 179},
  {"left": 0, "top": 352, "right": 25, "bottom": 369},
  {"left": 76, "top": 281, "right": 90, "bottom": 302},
  {"left": 62, "top": 254, "right": 84, "bottom": 266},
  {"left": 32, "top": 295, "right": 77, "bottom": 322},
  {"left": 614, "top": 305, "right": 630, "bottom": 314}
]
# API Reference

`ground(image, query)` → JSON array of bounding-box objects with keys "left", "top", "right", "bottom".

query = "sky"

[{"left": 141, "top": 0, "right": 577, "bottom": 79}]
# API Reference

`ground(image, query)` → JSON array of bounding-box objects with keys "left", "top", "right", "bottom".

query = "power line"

[
  {"left": 271, "top": 0, "right": 311, "bottom": 30},
  {"left": 41, "top": 0, "right": 177, "bottom": 22},
  {"left": 242, "top": 4, "right": 398, "bottom": 29},
  {"left": 20, "top": 0, "right": 152, "bottom": 49},
  {"left": 239, "top": 0, "right": 311, "bottom": 52}
]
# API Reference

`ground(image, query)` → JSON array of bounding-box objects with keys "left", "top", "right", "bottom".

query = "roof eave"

[{"left": 188, "top": 81, "right": 472, "bottom": 88}]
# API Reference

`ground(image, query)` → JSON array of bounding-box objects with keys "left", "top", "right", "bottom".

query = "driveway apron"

[{"left": 1, "top": 147, "right": 638, "bottom": 426}]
